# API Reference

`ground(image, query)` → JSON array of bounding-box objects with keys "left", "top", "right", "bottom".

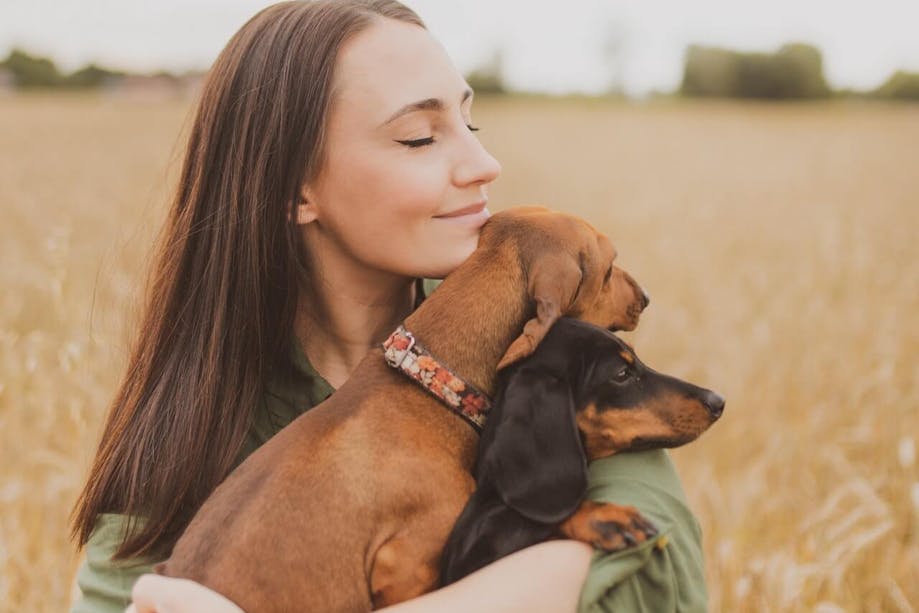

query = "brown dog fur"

[{"left": 156, "top": 205, "right": 648, "bottom": 612}]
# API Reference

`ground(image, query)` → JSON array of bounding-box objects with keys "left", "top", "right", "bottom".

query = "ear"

[
  {"left": 288, "top": 183, "right": 319, "bottom": 225},
  {"left": 286, "top": 200, "right": 318, "bottom": 225},
  {"left": 497, "top": 251, "right": 582, "bottom": 370},
  {"left": 289, "top": 200, "right": 318, "bottom": 225},
  {"left": 480, "top": 366, "right": 587, "bottom": 524}
]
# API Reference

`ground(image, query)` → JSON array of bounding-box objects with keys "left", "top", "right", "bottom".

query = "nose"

[
  {"left": 624, "top": 273, "right": 650, "bottom": 311},
  {"left": 702, "top": 391, "right": 725, "bottom": 419},
  {"left": 455, "top": 129, "right": 502, "bottom": 187}
]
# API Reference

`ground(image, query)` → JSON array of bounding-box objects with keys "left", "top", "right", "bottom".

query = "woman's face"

[{"left": 301, "top": 17, "right": 502, "bottom": 279}]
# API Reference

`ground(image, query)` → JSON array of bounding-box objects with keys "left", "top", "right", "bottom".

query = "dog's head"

[
  {"left": 482, "top": 206, "right": 649, "bottom": 370},
  {"left": 478, "top": 317, "right": 723, "bottom": 524},
  {"left": 567, "top": 321, "right": 724, "bottom": 459}
]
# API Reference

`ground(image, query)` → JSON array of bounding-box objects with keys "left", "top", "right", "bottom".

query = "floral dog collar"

[{"left": 382, "top": 325, "right": 491, "bottom": 432}]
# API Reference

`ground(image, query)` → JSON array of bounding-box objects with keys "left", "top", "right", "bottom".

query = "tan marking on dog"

[{"left": 576, "top": 392, "right": 717, "bottom": 460}]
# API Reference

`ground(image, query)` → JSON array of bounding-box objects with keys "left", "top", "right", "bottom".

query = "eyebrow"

[{"left": 380, "top": 88, "right": 474, "bottom": 127}]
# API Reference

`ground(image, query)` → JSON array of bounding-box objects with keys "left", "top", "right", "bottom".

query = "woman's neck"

[{"left": 295, "top": 237, "right": 418, "bottom": 389}]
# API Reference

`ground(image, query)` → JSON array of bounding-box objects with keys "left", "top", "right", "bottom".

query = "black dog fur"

[{"left": 439, "top": 317, "right": 724, "bottom": 585}]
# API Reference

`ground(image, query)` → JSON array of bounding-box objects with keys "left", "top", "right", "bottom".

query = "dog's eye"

[
  {"left": 613, "top": 366, "right": 631, "bottom": 382},
  {"left": 603, "top": 265, "right": 613, "bottom": 285}
]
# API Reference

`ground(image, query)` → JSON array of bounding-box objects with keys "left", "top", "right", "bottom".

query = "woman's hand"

[{"left": 125, "top": 574, "right": 245, "bottom": 613}]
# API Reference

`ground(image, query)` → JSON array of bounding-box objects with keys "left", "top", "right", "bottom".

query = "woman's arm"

[
  {"left": 126, "top": 540, "right": 593, "bottom": 613},
  {"left": 379, "top": 540, "right": 593, "bottom": 613}
]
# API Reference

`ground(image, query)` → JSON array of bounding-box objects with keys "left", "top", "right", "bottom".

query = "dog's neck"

[{"left": 401, "top": 241, "right": 529, "bottom": 399}]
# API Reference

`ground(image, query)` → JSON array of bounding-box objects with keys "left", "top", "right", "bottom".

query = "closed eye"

[
  {"left": 603, "top": 265, "right": 613, "bottom": 285},
  {"left": 397, "top": 136, "right": 434, "bottom": 148},
  {"left": 396, "top": 124, "right": 480, "bottom": 149}
]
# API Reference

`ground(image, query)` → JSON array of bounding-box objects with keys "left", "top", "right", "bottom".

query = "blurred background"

[{"left": 1, "top": 1, "right": 917, "bottom": 611}]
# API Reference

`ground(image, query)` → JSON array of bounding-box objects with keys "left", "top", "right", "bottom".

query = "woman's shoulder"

[
  {"left": 69, "top": 513, "right": 159, "bottom": 613},
  {"left": 586, "top": 449, "right": 691, "bottom": 502}
]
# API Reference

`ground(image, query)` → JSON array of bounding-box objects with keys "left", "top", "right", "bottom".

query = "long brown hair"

[{"left": 71, "top": 0, "right": 426, "bottom": 560}]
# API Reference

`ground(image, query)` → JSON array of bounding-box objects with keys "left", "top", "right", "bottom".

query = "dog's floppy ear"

[
  {"left": 497, "top": 251, "right": 582, "bottom": 371},
  {"left": 480, "top": 366, "right": 587, "bottom": 524}
]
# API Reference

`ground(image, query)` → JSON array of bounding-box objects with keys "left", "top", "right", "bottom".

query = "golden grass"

[{"left": 1, "top": 93, "right": 916, "bottom": 612}]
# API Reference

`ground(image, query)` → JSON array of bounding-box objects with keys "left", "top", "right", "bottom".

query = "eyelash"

[{"left": 396, "top": 124, "right": 480, "bottom": 149}]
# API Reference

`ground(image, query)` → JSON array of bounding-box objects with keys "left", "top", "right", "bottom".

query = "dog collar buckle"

[
  {"left": 384, "top": 328, "right": 416, "bottom": 368},
  {"left": 382, "top": 325, "right": 491, "bottom": 432}
]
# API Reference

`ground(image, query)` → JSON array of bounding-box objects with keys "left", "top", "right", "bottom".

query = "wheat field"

[{"left": 1, "top": 92, "right": 917, "bottom": 612}]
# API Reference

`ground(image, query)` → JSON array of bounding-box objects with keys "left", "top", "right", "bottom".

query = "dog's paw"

[
  {"left": 588, "top": 505, "right": 657, "bottom": 551},
  {"left": 559, "top": 500, "right": 657, "bottom": 552}
]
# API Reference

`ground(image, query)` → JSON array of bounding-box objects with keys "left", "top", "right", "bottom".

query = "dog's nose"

[
  {"left": 640, "top": 288, "right": 651, "bottom": 310},
  {"left": 702, "top": 391, "right": 725, "bottom": 419}
]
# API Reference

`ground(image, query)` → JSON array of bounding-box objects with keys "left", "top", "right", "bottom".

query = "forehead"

[
  {"left": 588, "top": 329, "right": 632, "bottom": 357},
  {"left": 555, "top": 320, "right": 628, "bottom": 351},
  {"left": 331, "top": 18, "right": 468, "bottom": 127}
]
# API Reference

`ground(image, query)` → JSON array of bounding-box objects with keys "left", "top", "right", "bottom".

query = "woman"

[{"left": 70, "top": 2, "right": 708, "bottom": 612}]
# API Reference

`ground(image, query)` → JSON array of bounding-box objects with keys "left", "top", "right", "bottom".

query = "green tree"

[
  {"left": 680, "top": 46, "right": 740, "bottom": 97},
  {"left": 1, "top": 48, "right": 62, "bottom": 87},
  {"left": 680, "top": 43, "right": 830, "bottom": 99},
  {"left": 874, "top": 70, "right": 919, "bottom": 100},
  {"left": 773, "top": 43, "right": 830, "bottom": 98},
  {"left": 65, "top": 63, "right": 125, "bottom": 88}
]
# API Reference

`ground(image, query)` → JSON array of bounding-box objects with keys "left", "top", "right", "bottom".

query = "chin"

[
  {"left": 407, "top": 236, "right": 479, "bottom": 279},
  {"left": 420, "top": 251, "right": 475, "bottom": 279},
  {"left": 447, "top": 245, "right": 478, "bottom": 273}
]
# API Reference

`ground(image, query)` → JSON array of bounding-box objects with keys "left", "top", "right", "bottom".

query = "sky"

[{"left": 2, "top": 0, "right": 918, "bottom": 97}]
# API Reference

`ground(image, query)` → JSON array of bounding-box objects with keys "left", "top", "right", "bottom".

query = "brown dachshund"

[
  {"left": 440, "top": 316, "right": 724, "bottom": 584},
  {"left": 156, "top": 205, "right": 650, "bottom": 612}
]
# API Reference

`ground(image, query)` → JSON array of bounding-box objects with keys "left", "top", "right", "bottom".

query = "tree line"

[
  {"left": 2, "top": 45, "right": 917, "bottom": 100},
  {"left": 0, "top": 49, "right": 195, "bottom": 88},
  {"left": 679, "top": 43, "right": 919, "bottom": 100}
]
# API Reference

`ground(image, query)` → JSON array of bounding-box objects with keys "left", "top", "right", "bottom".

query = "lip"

[{"left": 434, "top": 201, "right": 487, "bottom": 219}]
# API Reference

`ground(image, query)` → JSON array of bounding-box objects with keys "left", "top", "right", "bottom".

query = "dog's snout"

[
  {"left": 624, "top": 273, "right": 650, "bottom": 311},
  {"left": 702, "top": 391, "right": 725, "bottom": 419}
]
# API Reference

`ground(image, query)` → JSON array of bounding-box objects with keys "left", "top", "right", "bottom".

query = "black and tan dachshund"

[{"left": 440, "top": 317, "right": 725, "bottom": 585}]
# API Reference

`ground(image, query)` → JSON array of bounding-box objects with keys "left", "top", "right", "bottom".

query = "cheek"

[
  {"left": 319, "top": 161, "right": 480, "bottom": 277},
  {"left": 320, "top": 155, "right": 422, "bottom": 229},
  {"left": 342, "top": 153, "right": 442, "bottom": 225}
]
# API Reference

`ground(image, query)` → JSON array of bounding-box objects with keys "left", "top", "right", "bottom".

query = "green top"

[{"left": 70, "top": 277, "right": 707, "bottom": 612}]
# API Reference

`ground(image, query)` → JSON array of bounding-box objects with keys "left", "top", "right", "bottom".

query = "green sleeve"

[
  {"left": 422, "top": 277, "right": 443, "bottom": 296},
  {"left": 577, "top": 450, "right": 709, "bottom": 613},
  {"left": 69, "top": 514, "right": 161, "bottom": 613}
]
